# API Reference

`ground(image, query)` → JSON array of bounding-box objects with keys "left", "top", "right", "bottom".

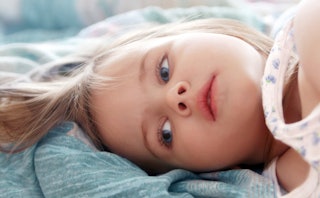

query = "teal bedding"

[
  {"left": 0, "top": 2, "right": 277, "bottom": 197},
  {"left": 1, "top": 122, "right": 275, "bottom": 197}
]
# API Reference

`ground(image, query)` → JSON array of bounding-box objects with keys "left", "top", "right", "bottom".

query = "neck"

[
  {"left": 283, "top": 71, "right": 301, "bottom": 124},
  {"left": 264, "top": 135, "right": 289, "bottom": 165},
  {"left": 243, "top": 119, "right": 288, "bottom": 166}
]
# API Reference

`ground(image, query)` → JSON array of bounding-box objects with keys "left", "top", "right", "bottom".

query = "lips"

[{"left": 198, "top": 76, "right": 216, "bottom": 121}]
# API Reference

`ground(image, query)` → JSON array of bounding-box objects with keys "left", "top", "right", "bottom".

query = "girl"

[{"left": 1, "top": 0, "right": 319, "bottom": 197}]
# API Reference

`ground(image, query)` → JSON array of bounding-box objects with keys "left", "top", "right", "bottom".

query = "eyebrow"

[
  {"left": 141, "top": 119, "right": 160, "bottom": 160},
  {"left": 137, "top": 49, "right": 162, "bottom": 161},
  {"left": 139, "top": 50, "right": 150, "bottom": 83}
]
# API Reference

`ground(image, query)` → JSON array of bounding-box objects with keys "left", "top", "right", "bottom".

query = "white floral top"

[{"left": 261, "top": 18, "right": 320, "bottom": 197}]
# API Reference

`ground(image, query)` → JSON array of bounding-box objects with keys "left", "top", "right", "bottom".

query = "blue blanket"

[
  {"left": 0, "top": 1, "right": 266, "bottom": 44},
  {"left": 0, "top": 122, "right": 275, "bottom": 197}
]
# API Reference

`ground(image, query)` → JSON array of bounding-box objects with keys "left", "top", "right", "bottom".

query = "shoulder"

[
  {"left": 276, "top": 148, "right": 310, "bottom": 193},
  {"left": 277, "top": 149, "right": 320, "bottom": 197},
  {"left": 265, "top": 148, "right": 319, "bottom": 197}
]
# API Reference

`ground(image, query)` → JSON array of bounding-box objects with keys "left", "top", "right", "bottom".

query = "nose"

[{"left": 166, "top": 81, "right": 191, "bottom": 116}]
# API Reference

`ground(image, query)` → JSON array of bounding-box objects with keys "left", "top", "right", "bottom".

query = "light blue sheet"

[
  {"left": 0, "top": 122, "right": 275, "bottom": 197},
  {"left": 0, "top": 1, "right": 266, "bottom": 43}
]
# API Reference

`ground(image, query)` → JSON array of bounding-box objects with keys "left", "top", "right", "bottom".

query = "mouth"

[{"left": 198, "top": 76, "right": 217, "bottom": 121}]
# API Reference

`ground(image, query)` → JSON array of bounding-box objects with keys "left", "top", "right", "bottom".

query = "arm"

[{"left": 294, "top": 0, "right": 320, "bottom": 102}]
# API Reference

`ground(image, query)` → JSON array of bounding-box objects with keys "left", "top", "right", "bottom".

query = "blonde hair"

[{"left": 0, "top": 18, "right": 273, "bottom": 153}]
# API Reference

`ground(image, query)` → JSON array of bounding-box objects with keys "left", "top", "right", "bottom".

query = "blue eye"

[
  {"left": 160, "top": 120, "right": 172, "bottom": 146},
  {"left": 159, "top": 57, "right": 170, "bottom": 83}
]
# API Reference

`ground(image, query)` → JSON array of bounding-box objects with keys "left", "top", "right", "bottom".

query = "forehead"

[
  {"left": 95, "top": 36, "right": 173, "bottom": 78},
  {"left": 97, "top": 32, "right": 234, "bottom": 71}
]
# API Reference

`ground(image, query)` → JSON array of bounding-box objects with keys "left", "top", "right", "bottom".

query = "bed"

[{"left": 0, "top": 0, "right": 298, "bottom": 197}]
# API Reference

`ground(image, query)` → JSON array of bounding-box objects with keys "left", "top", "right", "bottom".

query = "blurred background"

[
  {"left": 0, "top": 0, "right": 300, "bottom": 44},
  {"left": 0, "top": 0, "right": 301, "bottom": 82}
]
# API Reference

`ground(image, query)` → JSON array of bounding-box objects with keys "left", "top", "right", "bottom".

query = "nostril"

[
  {"left": 178, "top": 102, "right": 187, "bottom": 110},
  {"left": 178, "top": 87, "right": 186, "bottom": 95}
]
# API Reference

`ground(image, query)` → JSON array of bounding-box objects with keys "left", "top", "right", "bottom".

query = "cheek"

[
  {"left": 222, "top": 70, "right": 261, "bottom": 114},
  {"left": 173, "top": 123, "right": 223, "bottom": 170}
]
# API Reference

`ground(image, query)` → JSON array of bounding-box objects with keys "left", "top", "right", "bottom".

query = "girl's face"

[{"left": 91, "top": 33, "right": 270, "bottom": 173}]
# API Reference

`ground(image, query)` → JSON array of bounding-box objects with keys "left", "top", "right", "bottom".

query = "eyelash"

[
  {"left": 157, "top": 118, "right": 173, "bottom": 148},
  {"left": 155, "top": 54, "right": 170, "bottom": 84}
]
